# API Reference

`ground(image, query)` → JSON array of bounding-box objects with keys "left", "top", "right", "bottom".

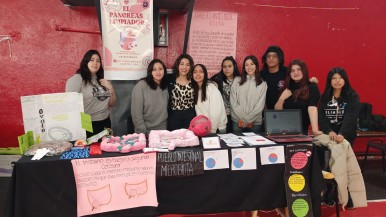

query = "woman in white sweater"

[
  {"left": 230, "top": 55, "right": 267, "bottom": 133},
  {"left": 191, "top": 64, "right": 227, "bottom": 134}
]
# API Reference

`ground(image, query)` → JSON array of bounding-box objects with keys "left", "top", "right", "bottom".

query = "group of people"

[
  {"left": 65, "top": 46, "right": 360, "bottom": 146},
  {"left": 65, "top": 46, "right": 362, "bottom": 215}
]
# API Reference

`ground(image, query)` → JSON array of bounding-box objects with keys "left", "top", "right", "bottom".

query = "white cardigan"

[{"left": 195, "top": 83, "right": 227, "bottom": 133}]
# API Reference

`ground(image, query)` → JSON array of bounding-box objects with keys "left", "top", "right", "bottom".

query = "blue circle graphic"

[
  {"left": 268, "top": 153, "right": 278, "bottom": 163},
  {"left": 233, "top": 158, "right": 244, "bottom": 168},
  {"left": 206, "top": 158, "right": 216, "bottom": 168}
]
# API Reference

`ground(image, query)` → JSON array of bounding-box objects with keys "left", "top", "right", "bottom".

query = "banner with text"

[
  {"left": 188, "top": 11, "right": 238, "bottom": 77},
  {"left": 156, "top": 147, "right": 204, "bottom": 177},
  {"left": 71, "top": 153, "right": 157, "bottom": 216},
  {"left": 285, "top": 144, "right": 313, "bottom": 217},
  {"left": 100, "top": 0, "right": 153, "bottom": 80}
]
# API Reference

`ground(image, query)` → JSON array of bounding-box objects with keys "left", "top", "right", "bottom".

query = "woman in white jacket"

[
  {"left": 191, "top": 64, "right": 227, "bottom": 134},
  {"left": 230, "top": 55, "right": 267, "bottom": 133}
]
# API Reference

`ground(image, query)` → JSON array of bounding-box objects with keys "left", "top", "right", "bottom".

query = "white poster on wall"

[
  {"left": 100, "top": 0, "right": 154, "bottom": 80},
  {"left": 188, "top": 11, "right": 238, "bottom": 77},
  {"left": 20, "top": 92, "right": 86, "bottom": 142}
]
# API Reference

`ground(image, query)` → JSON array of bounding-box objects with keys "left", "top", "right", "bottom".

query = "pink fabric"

[
  {"left": 101, "top": 133, "right": 146, "bottom": 153},
  {"left": 148, "top": 129, "right": 200, "bottom": 150}
]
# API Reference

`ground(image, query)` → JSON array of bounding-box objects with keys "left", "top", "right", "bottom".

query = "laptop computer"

[{"left": 264, "top": 109, "right": 313, "bottom": 143}]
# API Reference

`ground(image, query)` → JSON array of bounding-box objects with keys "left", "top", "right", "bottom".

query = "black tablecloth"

[{"left": 5, "top": 144, "right": 324, "bottom": 217}]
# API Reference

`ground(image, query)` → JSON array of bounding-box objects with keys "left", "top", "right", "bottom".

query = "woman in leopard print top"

[{"left": 167, "top": 54, "right": 196, "bottom": 131}]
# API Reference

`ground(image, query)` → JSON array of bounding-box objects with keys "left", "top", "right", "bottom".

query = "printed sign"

[
  {"left": 188, "top": 11, "right": 238, "bottom": 77},
  {"left": 231, "top": 148, "right": 257, "bottom": 170},
  {"left": 100, "top": 0, "right": 154, "bottom": 80},
  {"left": 71, "top": 153, "right": 157, "bottom": 216},
  {"left": 204, "top": 149, "right": 229, "bottom": 170},
  {"left": 156, "top": 147, "right": 204, "bottom": 177},
  {"left": 260, "top": 145, "right": 285, "bottom": 165},
  {"left": 285, "top": 144, "right": 314, "bottom": 217}
]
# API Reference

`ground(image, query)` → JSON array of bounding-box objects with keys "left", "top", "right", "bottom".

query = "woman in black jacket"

[{"left": 318, "top": 67, "right": 360, "bottom": 145}]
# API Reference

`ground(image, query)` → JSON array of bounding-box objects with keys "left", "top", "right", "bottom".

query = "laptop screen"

[{"left": 265, "top": 109, "right": 303, "bottom": 135}]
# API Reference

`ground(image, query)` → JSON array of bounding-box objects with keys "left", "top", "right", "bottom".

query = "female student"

[
  {"left": 192, "top": 64, "right": 227, "bottom": 133},
  {"left": 131, "top": 59, "right": 169, "bottom": 134},
  {"left": 230, "top": 55, "right": 267, "bottom": 133},
  {"left": 318, "top": 67, "right": 360, "bottom": 144},
  {"left": 66, "top": 50, "right": 116, "bottom": 137},
  {"left": 275, "top": 59, "right": 322, "bottom": 135},
  {"left": 167, "top": 54, "right": 196, "bottom": 131},
  {"left": 210, "top": 56, "right": 241, "bottom": 133}
]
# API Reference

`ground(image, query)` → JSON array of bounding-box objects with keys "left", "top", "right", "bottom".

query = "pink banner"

[
  {"left": 71, "top": 153, "right": 157, "bottom": 216},
  {"left": 100, "top": 0, "right": 153, "bottom": 80},
  {"left": 188, "top": 11, "right": 238, "bottom": 77}
]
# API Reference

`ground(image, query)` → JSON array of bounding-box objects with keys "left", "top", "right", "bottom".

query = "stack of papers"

[
  {"left": 239, "top": 135, "right": 276, "bottom": 146},
  {"left": 218, "top": 134, "right": 244, "bottom": 147}
]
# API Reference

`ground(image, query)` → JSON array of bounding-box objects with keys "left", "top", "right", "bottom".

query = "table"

[{"left": 5, "top": 143, "right": 324, "bottom": 217}]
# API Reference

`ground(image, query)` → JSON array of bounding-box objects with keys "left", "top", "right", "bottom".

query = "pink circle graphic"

[{"left": 291, "top": 152, "right": 308, "bottom": 169}]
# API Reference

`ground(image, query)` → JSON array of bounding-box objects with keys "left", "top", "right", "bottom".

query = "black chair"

[
  {"left": 362, "top": 139, "right": 386, "bottom": 172},
  {"left": 317, "top": 146, "right": 340, "bottom": 216}
]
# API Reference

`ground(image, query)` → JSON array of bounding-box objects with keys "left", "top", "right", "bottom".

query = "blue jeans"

[{"left": 232, "top": 121, "right": 262, "bottom": 134}]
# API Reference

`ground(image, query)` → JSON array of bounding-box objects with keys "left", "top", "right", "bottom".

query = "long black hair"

[
  {"left": 321, "top": 67, "right": 357, "bottom": 103},
  {"left": 172, "top": 54, "right": 194, "bottom": 80},
  {"left": 142, "top": 59, "right": 167, "bottom": 90},
  {"left": 218, "top": 56, "right": 241, "bottom": 84},
  {"left": 191, "top": 64, "right": 209, "bottom": 104},
  {"left": 240, "top": 55, "right": 262, "bottom": 86},
  {"left": 76, "top": 50, "right": 104, "bottom": 86}
]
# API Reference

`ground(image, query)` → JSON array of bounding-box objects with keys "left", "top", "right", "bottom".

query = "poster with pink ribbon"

[
  {"left": 188, "top": 11, "right": 238, "bottom": 77},
  {"left": 100, "top": 0, "right": 153, "bottom": 80},
  {"left": 71, "top": 153, "right": 157, "bottom": 216}
]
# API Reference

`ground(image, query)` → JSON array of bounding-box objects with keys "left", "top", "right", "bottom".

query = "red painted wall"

[{"left": 1, "top": 0, "right": 385, "bottom": 148}]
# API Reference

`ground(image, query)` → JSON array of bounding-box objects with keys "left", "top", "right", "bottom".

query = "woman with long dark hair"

[
  {"left": 230, "top": 55, "right": 267, "bottom": 133},
  {"left": 210, "top": 56, "right": 240, "bottom": 133},
  {"left": 131, "top": 59, "right": 169, "bottom": 134},
  {"left": 192, "top": 64, "right": 227, "bottom": 133},
  {"left": 167, "top": 54, "right": 196, "bottom": 130},
  {"left": 66, "top": 50, "right": 116, "bottom": 137},
  {"left": 319, "top": 67, "right": 360, "bottom": 144},
  {"left": 275, "top": 59, "right": 322, "bottom": 135}
]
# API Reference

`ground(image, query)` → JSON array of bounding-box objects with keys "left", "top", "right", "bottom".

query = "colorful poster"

[
  {"left": 20, "top": 92, "right": 86, "bottom": 142},
  {"left": 100, "top": 0, "right": 153, "bottom": 80},
  {"left": 188, "top": 11, "right": 238, "bottom": 77},
  {"left": 285, "top": 144, "right": 314, "bottom": 217},
  {"left": 71, "top": 153, "right": 157, "bottom": 216},
  {"left": 260, "top": 145, "right": 285, "bottom": 165},
  {"left": 156, "top": 147, "right": 204, "bottom": 177},
  {"left": 231, "top": 148, "right": 256, "bottom": 170},
  {"left": 204, "top": 149, "right": 229, "bottom": 170}
]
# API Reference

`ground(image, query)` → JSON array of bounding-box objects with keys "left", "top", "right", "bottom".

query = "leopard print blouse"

[{"left": 170, "top": 82, "right": 194, "bottom": 110}]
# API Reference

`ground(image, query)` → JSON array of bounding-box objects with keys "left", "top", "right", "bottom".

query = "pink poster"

[
  {"left": 188, "top": 11, "right": 238, "bottom": 77},
  {"left": 71, "top": 153, "right": 157, "bottom": 216},
  {"left": 100, "top": 0, "right": 153, "bottom": 80}
]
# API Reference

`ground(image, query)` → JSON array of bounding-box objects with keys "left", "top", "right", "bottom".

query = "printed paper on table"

[
  {"left": 21, "top": 92, "right": 86, "bottom": 142},
  {"left": 100, "top": 0, "right": 154, "bottom": 80},
  {"left": 202, "top": 136, "right": 221, "bottom": 149},
  {"left": 204, "top": 149, "right": 229, "bottom": 170},
  {"left": 231, "top": 148, "right": 256, "bottom": 170},
  {"left": 260, "top": 146, "right": 285, "bottom": 165},
  {"left": 188, "top": 11, "right": 238, "bottom": 77},
  {"left": 71, "top": 153, "right": 157, "bottom": 216}
]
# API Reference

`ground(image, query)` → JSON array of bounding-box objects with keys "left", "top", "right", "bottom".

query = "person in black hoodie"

[
  {"left": 210, "top": 56, "right": 241, "bottom": 133},
  {"left": 318, "top": 67, "right": 360, "bottom": 145}
]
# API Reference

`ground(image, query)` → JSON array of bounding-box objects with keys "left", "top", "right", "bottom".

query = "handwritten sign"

[
  {"left": 156, "top": 147, "right": 204, "bottom": 177},
  {"left": 71, "top": 153, "right": 157, "bottom": 216},
  {"left": 285, "top": 144, "right": 313, "bottom": 217},
  {"left": 80, "top": 112, "right": 93, "bottom": 133}
]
